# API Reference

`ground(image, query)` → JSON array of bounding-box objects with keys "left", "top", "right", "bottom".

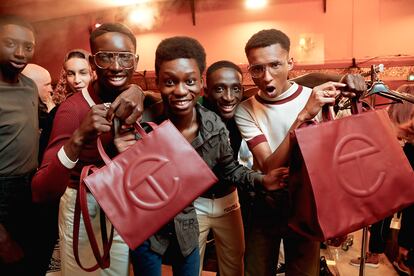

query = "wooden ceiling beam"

[{"left": 190, "top": 0, "right": 196, "bottom": 26}]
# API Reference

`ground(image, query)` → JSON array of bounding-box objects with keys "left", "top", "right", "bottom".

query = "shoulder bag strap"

[{"left": 73, "top": 165, "right": 114, "bottom": 271}]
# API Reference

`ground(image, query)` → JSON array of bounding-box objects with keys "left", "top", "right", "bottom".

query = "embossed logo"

[
  {"left": 333, "top": 134, "right": 385, "bottom": 197},
  {"left": 124, "top": 156, "right": 180, "bottom": 209}
]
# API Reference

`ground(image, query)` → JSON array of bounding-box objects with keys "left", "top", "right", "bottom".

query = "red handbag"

[
  {"left": 288, "top": 103, "right": 414, "bottom": 241},
  {"left": 82, "top": 120, "right": 217, "bottom": 249}
]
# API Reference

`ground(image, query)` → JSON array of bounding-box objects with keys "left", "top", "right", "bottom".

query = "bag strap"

[
  {"left": 97, "top": 120, "right": 159, "bottom": 166},
  {"left": 73, "top": 165, "right": 114, "bottom": 272},
  {"left": 79, "top": 169, "right": 114, "bottom": 269},
  {"left": 321, "top": 105, "right": 334, "bottom": 122},
  {"left": 349, "top": 98, "right": 363, "bottom": 115}
]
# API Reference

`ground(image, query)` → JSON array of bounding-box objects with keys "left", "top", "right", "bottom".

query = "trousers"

[
  {"left": 0, "top": 172, "right": 58, "bottom": 276},
  {"left": 131, "top": 239, "right": 200, "bottom": 276},
  {"left": 244, "top": 200, "right": 320, "bottom": 276},
  {"left": 197, "top": 208, "right": 245, "bottom": 276},
  {"left": 59, "top": 187, "right": 129, "bottom": 276}
]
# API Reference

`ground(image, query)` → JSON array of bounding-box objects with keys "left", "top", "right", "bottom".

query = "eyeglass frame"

[
  {"left": 92, "top": 51, "right": 139, "bottom": 70},
  {"left": 247, "top": 59, "right": 292, "bottom": 79}
]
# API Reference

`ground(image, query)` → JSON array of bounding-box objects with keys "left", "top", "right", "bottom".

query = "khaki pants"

[
  {"left": 59, "top": 188, "right": 130, "bottom": 276},
  {"left": 197, "top": 208, "right": 245, "bottom": 276}
]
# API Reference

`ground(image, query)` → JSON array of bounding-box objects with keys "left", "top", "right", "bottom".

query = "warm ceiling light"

[
  {"left": 128, "top": 6, "right": 156, "bottom": 30},
  {"left": 245, "top": 0, "right": 267, "bottom": 9},
  {"left": 110, "top": 0, "right": 150, "bottom": 5}
]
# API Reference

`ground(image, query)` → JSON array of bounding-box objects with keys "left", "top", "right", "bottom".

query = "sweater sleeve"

[{"left": 31, "top": 99, "right": 82, "bottom": 202}]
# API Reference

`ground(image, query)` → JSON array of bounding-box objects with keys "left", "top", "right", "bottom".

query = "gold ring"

[{"left": 323, "top": 90, "right": 330, "bottom": 97}]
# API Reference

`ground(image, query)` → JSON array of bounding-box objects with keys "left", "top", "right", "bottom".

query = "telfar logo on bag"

[
  {"left": 333, "top": 133, "right": 386, "bottom": 197},
  {"left": 124, "top": 155, "right": 180, "bottom": 210}
]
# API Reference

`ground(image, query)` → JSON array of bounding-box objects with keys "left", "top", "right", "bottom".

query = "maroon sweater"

[{"left": 32, "top": 88, "right": 108, "bottom": 202}]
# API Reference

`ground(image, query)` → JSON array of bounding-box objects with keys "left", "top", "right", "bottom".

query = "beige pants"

[
  {"left": 197, "top": 208, "right": 245, "bottom": 276},
  {"left": 58, "top": 187, "right": 130, "bottom": 276}
]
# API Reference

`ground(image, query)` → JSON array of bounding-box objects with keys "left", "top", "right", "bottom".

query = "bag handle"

[
  {"left": 73, "top": 165, "right": 114, "bottom": 272},
  {"left": 322, "top": 97, "right": 370, "bottom": 121},
  {"left": 322, "top": 105, "right": 334, "bottom": 122},
  {"left": 97, "top": 120, "right": 159, "bottom": 166},
  {"left": 349, "top": 98, "right": 363, "bottom": 115}
]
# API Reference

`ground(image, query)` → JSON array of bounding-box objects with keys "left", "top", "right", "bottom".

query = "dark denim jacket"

[{"left": 149, "top": 104, "right": 262, "bottom": 257}]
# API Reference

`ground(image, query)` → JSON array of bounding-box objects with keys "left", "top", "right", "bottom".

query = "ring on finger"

[
  {"left": 323, "top": 90, "right": 330, "bottom": 97},
  {"left": 103, "top": 102, "right": 111, "bottom": 111}
]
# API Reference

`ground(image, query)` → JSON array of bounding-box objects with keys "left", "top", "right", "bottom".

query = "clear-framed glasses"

[
  {"left": 93, "top": 51, "right": 138, "bottom": 69},
  {"left": 247, "top": 61, "right": 284, "bottom": 78}
]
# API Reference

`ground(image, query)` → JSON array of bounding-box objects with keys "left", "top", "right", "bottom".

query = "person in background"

[
  {"left": 22, "top": 63, "right": 55, "bottom": 112},
  {"left": 22, "top": 63, "right": 56, "bottom": 162},
  {"left": 397, "top": 121, "right": 414, "bottom": 275},
  {"left": 349, "top": 85, "right": 414, "bottom": 273},
  {"left": 22, "top": 52, "right": 93, "bottom": 275},
  {"left": 389, "top": 84, "right": 414, "bottom": 276},
  {"left": 349, "top": 219, "right": 392, "bottom": 268},
  {"left": 53, "top": 48, "right": 94, "bottom": 104},
  {"left": 20, "top": 63, "right": 62, "bottom": 276},
  {"left": 31, "top": 22, "right": 145, "bottom": 275}
]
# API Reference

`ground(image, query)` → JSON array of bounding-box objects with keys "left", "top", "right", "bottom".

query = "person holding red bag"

[
  {"left": 31, "top": 22, "right": 145, "bottom": 275},
  {"left": 114, "top": 36, "right": 290, "bottom": 276},
  {"left": 234, "top": 28, "right": 365, "bottom": 276}
]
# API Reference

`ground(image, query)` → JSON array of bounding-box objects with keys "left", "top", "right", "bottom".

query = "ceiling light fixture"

[
  {"left": 245, "top": 0, "right": 268, "bottom": 9},
  {"left": 128, "top": 6, "right": 156, "bottom": 30},
  {"left": 110, "top": 0, "right": 151, "bottom": 6}
]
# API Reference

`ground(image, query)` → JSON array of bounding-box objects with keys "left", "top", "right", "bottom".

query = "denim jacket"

[{"left": 149, "top": 104, "right": 263, "bottom": 257}]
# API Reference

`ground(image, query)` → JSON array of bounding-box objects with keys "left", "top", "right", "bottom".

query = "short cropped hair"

[
  {"left": 206, "top": 60, "right": 242, "bottom": 86},
  {"left": 155, "top": 36, "right": 206, "bottom": 77},
  {"left": 388, "top": 84, "right": 414, "bottom": 125},
  {"left": 245, "top": 29, "right": 290, "bottom": 56},
  {"left": 65, "top": 49, "right": 90, "bottom": 61},
  {"left": 0, "top": 15, "right": 34, "bottom": 32},
  {"left": 89, "top": 23, "right": 136, "bottom": 52}
]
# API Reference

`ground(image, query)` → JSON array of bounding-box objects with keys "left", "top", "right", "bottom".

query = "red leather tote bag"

[
  {"left": 288, "top": 104, "right": 414, "bottom": 241},
  {"left": 82, "top": 120, "right": 217, "bottom": 249}
]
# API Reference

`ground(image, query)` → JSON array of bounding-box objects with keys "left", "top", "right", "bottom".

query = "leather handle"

[
  {"left": 113, "top": 117, "right": 147, "bottom": 137},
  {"left": 97, "top": 120, "right": 158, "bottom": 166},
  {"left": 97, "top": 138, "right": 112, "bottom": 166},
  {"left": 322, "top": 105, "right": 333, "bottom": 122},
  {"left": 350, "top": 98, "right": 363, "bottom": 115},
  {"left": 73, "top": 165, "right": 114, "bottom": 272}
]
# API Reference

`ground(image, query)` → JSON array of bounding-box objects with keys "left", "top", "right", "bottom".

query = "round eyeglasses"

[
  {"left": 93, "top": 51, "right": 138, "bottom": 69},
  {"left": 247, "top": 61, "right": 284, "bottom": 79}
]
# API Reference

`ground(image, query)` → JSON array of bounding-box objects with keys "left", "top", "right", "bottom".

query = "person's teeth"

[
  {"left": 110, "top": 76, "right": 124, "bottom": 81},
  {"left": 221, "top": 104, "right": 234, "bottom": 111},
  {"left": 176, "top": 100, "right": 188, "bottom": 106}
]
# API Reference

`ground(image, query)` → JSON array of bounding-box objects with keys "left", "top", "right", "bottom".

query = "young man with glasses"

[
  {"left": 235, "top": 29, "right": 365, "bottom": 276},
  {"left": 32, "top": 23, "right": 143, "bottom": 275}
]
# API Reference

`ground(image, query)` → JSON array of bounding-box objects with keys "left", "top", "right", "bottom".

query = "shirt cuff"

[{"left": 57, "top": 146, "right": 78, "bottom": 169}]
